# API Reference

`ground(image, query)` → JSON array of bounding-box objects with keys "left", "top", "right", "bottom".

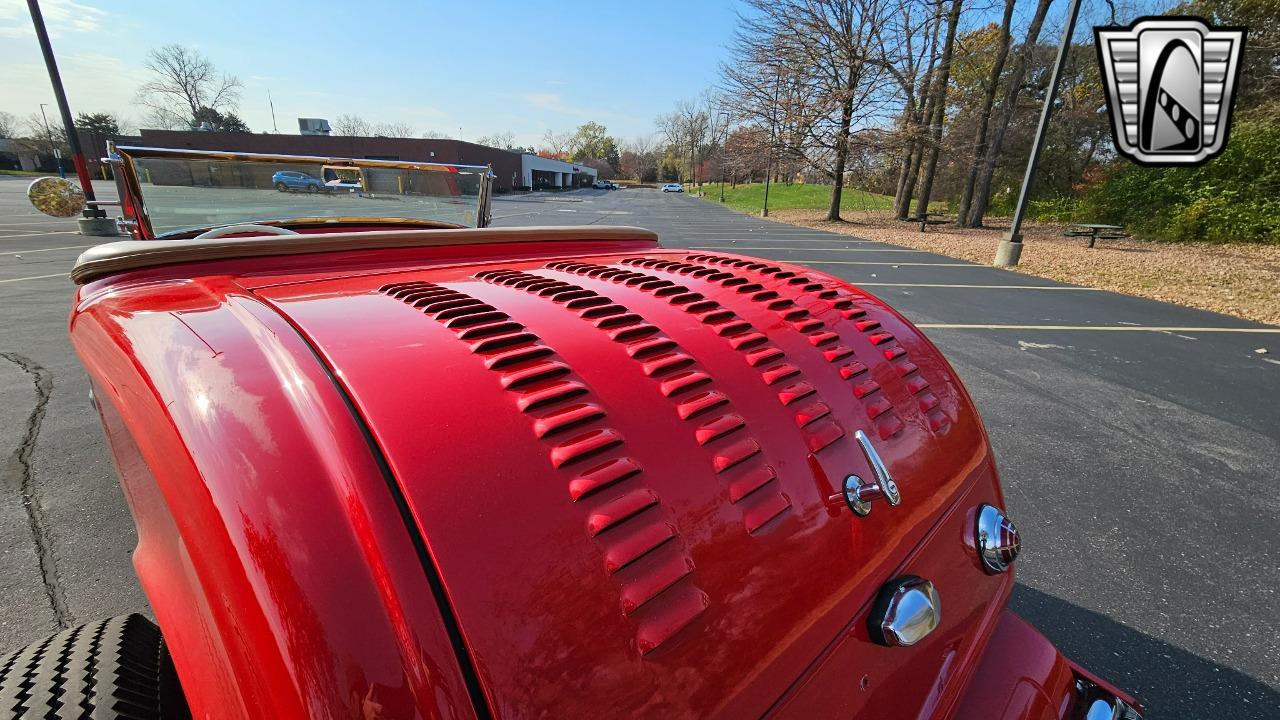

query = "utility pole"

[
  {"left": 995, "top": 0, "right": 1083, "bottom": 267},
  {"left": 268, "top": 89, "right": 279, "bottom": 133},
  {"left": 38, "top": 103, "right": 63, "bottom": 179}
]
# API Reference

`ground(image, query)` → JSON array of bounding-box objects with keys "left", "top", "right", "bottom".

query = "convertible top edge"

[{"left": 71, "top": 225, "right": 660, "bottom": 284}]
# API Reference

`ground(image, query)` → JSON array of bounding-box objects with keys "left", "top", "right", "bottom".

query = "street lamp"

[
  {"left": 995, "top": 0, "right": 1083, "bottom": 267},
  {"left": 27, "top": 0, "right": 117, "bottom": 236},
  {"left": 37, "top": 103, "right": 64, "bottom": 179},
  {"left": 761, "top": 66, "right": 782, "bottom": 217},
  {"left": 718, "top": 111, "right": 729, "bottom": 203}
]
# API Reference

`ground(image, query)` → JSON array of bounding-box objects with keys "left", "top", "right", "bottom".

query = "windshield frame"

[{"left": 108, "top": 145, "right": 493, "bottom": 239}]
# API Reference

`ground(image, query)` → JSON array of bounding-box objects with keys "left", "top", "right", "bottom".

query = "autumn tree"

[
  {"left": 966, "top": 0, "right": 1052, "bottom": 227},
  {"left": 955, "top": 0, "right": 1016, "bottom": 225},
  {"left": 566, "top": 121, "right": 621, "bottom": 170},
  {"left": 620, "top": 134, "right": 660, "bottom": 181}
]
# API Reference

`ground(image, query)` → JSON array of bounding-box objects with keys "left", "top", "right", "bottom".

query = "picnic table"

[
  {"left": 1064, "top": 223, "right": 1129, "bottom": 248},
  {"left": 916, "top": 212, "right": 953, "bottom": 232}
]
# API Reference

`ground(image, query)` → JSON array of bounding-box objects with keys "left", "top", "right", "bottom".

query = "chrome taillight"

[{"left": 976, "top": 505, "right": 1020, "bottom": 574}]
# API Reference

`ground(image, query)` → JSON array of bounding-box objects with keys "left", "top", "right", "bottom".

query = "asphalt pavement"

[{"left": 0, "top": 178, "right": 1276, "bottom": 718}]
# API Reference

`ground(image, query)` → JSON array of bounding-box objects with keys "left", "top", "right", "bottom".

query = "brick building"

[{"left": 79, "top": 130, "right": 526, "bottom": 192}]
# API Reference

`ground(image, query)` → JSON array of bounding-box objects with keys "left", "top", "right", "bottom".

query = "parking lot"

[{"left": 1, "top": 178, "right": 1277, "bottom": 717}]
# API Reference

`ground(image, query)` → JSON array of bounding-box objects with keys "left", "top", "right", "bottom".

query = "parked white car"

[{"left": 661, "top": 183, "right": 684, "bottom": 193}]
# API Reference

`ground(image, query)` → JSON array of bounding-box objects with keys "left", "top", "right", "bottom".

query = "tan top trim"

[{"left": 71, "top": 226, "right": 660, "bottom": 285}]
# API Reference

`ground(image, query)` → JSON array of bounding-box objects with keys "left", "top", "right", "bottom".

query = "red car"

[{"left": 5, "top": 146, "right": 1142, "bottom": 719}]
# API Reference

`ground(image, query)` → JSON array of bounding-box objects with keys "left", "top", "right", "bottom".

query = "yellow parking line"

[{"left": 916, "top": 323, "right": 1280, "bottom": 333}]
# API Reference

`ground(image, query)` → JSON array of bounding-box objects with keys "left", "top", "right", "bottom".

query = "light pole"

[
  {"left": 761, "top": 67, "right": 781, "bottom": 217},
  {"left": 994, "top": 0, "right": 1083, "bottom": 267},
  {"left": 38, "top": 103, "right": 64, "bottom": 179},
  {"left": 27, "top": 0, "right": 97, "bottom": 206},
  {"left": 718, "top": 110, "right": 729, "bottom": 203}
]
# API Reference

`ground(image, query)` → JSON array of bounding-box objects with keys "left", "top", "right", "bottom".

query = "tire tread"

[{"left": 0, "top": 615, "right": 188, "bottom": 720}]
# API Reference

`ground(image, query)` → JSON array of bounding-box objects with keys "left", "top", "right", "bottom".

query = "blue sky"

[
  {"left": 0, "top": 0, "right": 741, "bottom": 145},
  {"left": 1, "top": 0, "right": 1164, "bottom": 147}
]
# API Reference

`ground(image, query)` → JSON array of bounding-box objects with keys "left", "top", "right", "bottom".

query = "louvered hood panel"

[{"left": 253, "top": 249, "right": 992, "bottom": 719}]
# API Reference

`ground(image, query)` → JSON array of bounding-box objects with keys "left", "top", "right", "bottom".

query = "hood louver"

[{"left": 379, "top": 280, "right": 709, "bottom": 654}]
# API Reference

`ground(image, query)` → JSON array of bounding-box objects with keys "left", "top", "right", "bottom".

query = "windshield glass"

[{"left": 127, "top": 153, "right": 488, "bottom": 236}]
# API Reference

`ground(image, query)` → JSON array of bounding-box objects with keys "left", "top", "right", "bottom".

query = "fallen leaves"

[{"left": 765, "top": 210, "right": 1280, "bottom": 327}]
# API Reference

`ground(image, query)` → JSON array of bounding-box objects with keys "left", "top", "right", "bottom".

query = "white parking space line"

[
  {"left": 676, "top": 232, "right": 842, "bottom": 236},
  {"left": 0, "top": 220, "right": 77, "bottom": 227},
  {"left": 0, "top": 244, "right": 94, "bottom": 256},
  {"left": 857, "top": 283, "right": 1099, "bottom": 290},
  {"left": 687, "top": 245, "right": 926, "bottom": 253},
  {"left": 679, "top": 240, "right": 885, "bottom": 246},
  {"left": 0, "top": 272, "right": 67, "bottom": 284},
  {"left": 0, "top": 231, "right": 78, "bottom": 240},
  {"left": 916, "top": 323, "right": 1280, "bottom": 333}
]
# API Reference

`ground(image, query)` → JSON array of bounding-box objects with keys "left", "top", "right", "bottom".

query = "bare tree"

[
  {"left": 136, "top": 45, "right": 242, "bottom": 129},
  {"left": 421, "top": 129, "right": 454, "bottom": 139},
  {"left": 331, "top": 114, "right": 372, "bottom": 136},
  {"left": 141, "top": 108, "right": 187, "bottom": 130},
  {"left": 372, "top": 121, "right": 415, "bottom": 138},
  {"left": 475, "top": 131, "right": 519, "bottom": 150},
  {"left": 620, "top": 134, "right": 660, "bottom": 180},
  {"left": 894, "top": 0, "right": 944, "bottom": 218},
  {"left": 0, "top": 111, "right": 17, "bottom": 139},
  {"left": 968, "top": 0, "right": 1053, "bottom": 227},
  {"left": 723, "top": 0, "right": 897, "bottom": 219},
  {"left": 912, "top": 0, "right": 964, "bottom": 219},
  {"left": 14, "top": 113, "right": 67, "bottom": 158},
  {"left": 541, "top": 129, "right": 571, "bottom": 156},
  {"left": 956, "top": 0, "right": 1017, "bottom": 225}
]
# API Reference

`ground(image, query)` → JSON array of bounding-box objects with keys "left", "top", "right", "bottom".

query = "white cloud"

[
  {"left": 0, "top": 0, "right": 108, "bottom": 38},
  {"left": 519, "top": 92, "right": 588, "bottom": 115},
  {"left": 1, "top": 52, "right": 142, "bottom": 126}
]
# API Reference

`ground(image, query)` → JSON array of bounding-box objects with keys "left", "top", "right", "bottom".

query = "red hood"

[{"left": 252, "top": 248, "right": 992, "bottom": 718}]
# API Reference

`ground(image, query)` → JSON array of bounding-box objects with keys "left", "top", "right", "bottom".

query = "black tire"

[
  {"left": 0, "top": 614, "right": 190, "bottom": 719},
  {"left": 305, "top": 184, "right": 317, "bottom": 193},
  {"left": 275, "top": 182, "right": 288, "bottom": 192}
]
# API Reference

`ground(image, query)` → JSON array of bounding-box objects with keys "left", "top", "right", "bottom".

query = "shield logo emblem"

[{"left": 1095, "top": 17, "right": 1246, "bottom": 166}]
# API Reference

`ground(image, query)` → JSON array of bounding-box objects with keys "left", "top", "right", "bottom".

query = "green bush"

[
  {"left": 1078, "top": 104, "right": 1280, "bottom": 243},
  {"left": 1028, "top": 196, "right": 1080, "bottom": 222}
]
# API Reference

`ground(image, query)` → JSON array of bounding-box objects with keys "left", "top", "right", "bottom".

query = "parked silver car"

[{"left": 661, "top": 183, "right": 684, "bottom": 193}]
